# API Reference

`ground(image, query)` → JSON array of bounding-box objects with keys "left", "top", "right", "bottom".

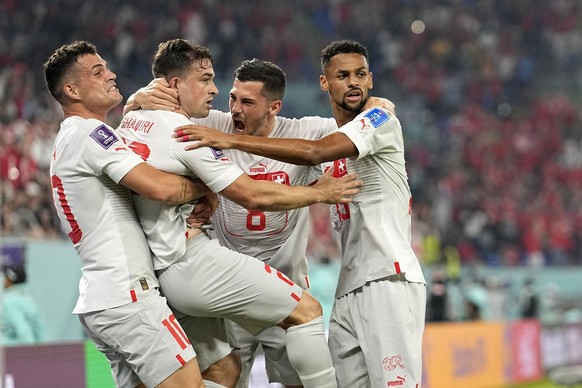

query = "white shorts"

[
  {"left": 227, "top": 321, "right": 302, "bottom": 387},
  {"left": 328, "top": 278, "right": 426, "bottom": 388},
  {"left": 157, "top": 232, "right": 303, "bottom": 336},
  {"left": 79, "top": 289, "right": 196, "bottom": 388},
  {"left": 174, "top": 309, "right": 234, "bottom": 372}
]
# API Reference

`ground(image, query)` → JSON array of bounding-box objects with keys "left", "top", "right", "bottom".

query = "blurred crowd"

[
  {"left": 425, "top": 267, "right": 582, "bottom": 324},
  {"left": 1, "top": 0, "right": 582, "bottom": 267}
]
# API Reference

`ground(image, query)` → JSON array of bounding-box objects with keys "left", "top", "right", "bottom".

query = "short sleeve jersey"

[
  {"left": 329, "top": 108, "right": 426, "bottom": 297},
  {"left": 50, "top": 117, "right": 158, "bottom": 314},
  {"left": 192, "top": 111, "right": 336, "bottom": 287},
  {"left": 116, "top": 110, "right": 244, "bottom": 270}
]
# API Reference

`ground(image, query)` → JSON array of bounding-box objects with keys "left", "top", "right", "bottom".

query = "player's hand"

[
  {"left": 364, "top": 97, "right": 395, "bottom": 115},
  {"left": 186, "top": 193, "right": 218, "bottom": 228},
  {"left": 174, "top": 125, "right": 232, "bottom": 150},
  {"left": 314, "top": 165, "right": 362, "bottom": 204},
  {"left": 124, "top": 78, "right": 180, "bottom": 114}
]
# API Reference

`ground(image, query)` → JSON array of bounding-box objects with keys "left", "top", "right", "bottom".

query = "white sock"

[{"left": 285, "top": 316, "right": 337, "bottom": 388}]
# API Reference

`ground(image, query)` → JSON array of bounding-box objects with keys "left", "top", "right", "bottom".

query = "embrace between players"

[{"left": 45, "top": 37, "right": 426, "bottom": 388}]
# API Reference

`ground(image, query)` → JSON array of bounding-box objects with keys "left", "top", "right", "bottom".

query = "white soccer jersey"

[
  {"left": 50, "top": 117, "right": 159, "bottom": 314},
  {"left": 116, "top": 110, "right": 244, "bottom": 270},
  {"left": 329, "top": 108, "right": 426, "bottom": 298},
  {"left": 192, "top": 110, "right": 336, "bottom": 287}
]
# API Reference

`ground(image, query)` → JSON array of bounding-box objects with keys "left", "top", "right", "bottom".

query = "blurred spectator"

[
  {"left": 427, "top": 269, "right": 449, "bottom": 322},
  {"left": 1, "top": 262, "right": 45, "bottom": 345},
  {"left": 517, "top": 278, "right": 540, "bottom": 319}
]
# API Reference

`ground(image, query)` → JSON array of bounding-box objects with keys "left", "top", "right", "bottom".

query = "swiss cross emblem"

[
  {"left": 334, "top": 159, "right": 348, "bottom": 177},
  {"left": 271, "top": 172, "right": 288, "bottom": 185},
  {"left": 250, "top": 171, "right": 290, "bottom": 186}
]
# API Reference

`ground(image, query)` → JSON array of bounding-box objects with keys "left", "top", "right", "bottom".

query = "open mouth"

[
  {"left": 345, "top": 89, "right": 362, "bottom": 103},
  {"left": 233, "top": 119, "right": 245, "bottom": 134}
]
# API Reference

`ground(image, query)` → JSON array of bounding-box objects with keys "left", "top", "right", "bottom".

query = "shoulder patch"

[
  {"left": 90, "top": 125, "right": 118, "bottom": 149},
  {"left": 364, "top": 108, "right": 390, "bottom": 128}
]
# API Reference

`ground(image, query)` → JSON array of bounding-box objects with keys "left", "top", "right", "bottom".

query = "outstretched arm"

[
  {"left": 220, "top": 166, "right": 362, "bottom": 211},
  {"left": 171, "top": 96, "right": 396, "bottom": 165},
  {"left": 174, "top": 126, "right": 358, "bottom": 166}
]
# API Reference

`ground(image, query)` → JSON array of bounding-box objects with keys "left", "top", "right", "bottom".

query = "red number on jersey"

[
  {"left": 246, "top": 210, "right": 266, "bottom": 231},
  {"left": 244, "top": 171, "right": 290, "bottom": 232}
]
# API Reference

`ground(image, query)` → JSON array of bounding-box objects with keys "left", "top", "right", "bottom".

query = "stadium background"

[{"left": 1, "top": 0, "right": 582, "bottom": 387}]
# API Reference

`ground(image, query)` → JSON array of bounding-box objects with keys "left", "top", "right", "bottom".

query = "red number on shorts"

[
  {"left": 162, "top": 314, "right": 190, "bottom": 350},
  {"left": 51, "top": 175, "right": 83, "bottom": 244},
  {"left": 264, "top": 263, "right": 300, "bottom": 301},
  {"left": 264, "top": 263, "right": 295, "bottom": 286},
  {"left": 246, "top": 210, "right": 266, "bottom": 231}
]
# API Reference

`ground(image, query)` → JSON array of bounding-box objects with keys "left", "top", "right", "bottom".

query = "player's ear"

[
  {"left": 269, "top": 100, "right": 282, "bottom": 115},
  {"left": 320, "top": 75, "right": 329, "bottom": 91},
  {"left": 63, "top": 83, "right": 80, "bottom": 100},
  {"left": 168, "top": 77, "right": 179, "bottom": 90}
]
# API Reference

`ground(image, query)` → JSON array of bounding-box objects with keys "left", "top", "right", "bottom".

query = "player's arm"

[
  {"left": 220, "top": 166, "right": 361, "bottom": 211},
  {"left": 123, "top": 78, "right": 180, "bottom": 115},
  {"left": 120, "top": 162, "right": 211, "bottom": 205},
  {"left": 174, "top": 126, "right": 357, "bottom": 166}
]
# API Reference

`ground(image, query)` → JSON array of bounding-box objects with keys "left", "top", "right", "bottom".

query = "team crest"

[{"left": 383, "top": 355, "right": 405, "bottom": 371}]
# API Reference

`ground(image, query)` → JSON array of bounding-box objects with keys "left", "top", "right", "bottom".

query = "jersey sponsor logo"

[
  {"left": 387, "top": 375, "right": 406, "bottom": 387},
  {"left": 90, "top": 125, "right": 118, "bottom": 149},
  {"left": 249, "top": 163, "right": 267, "bottom": 173},
  {"left": 359, "top": 118, "right": 370, "bottom": 130},
  {"left": 364, "top": 108, "right": 389, "bottom": 128}
]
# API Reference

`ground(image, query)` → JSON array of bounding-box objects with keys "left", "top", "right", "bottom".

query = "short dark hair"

[
  {"left": 43, "top": 40, "right": 97, "bottom": 103},
  {"left": 234, "top": 59, "right": 286, "bottom": 101},
  {"left": 2, "top": 263, "right": 26, "bottom": 284},
  {"left": 152, "top": 39, "right": 213, "bottom": 80},
  {"left": 320, "top": 40, "right": 369, "bottom": 72}
]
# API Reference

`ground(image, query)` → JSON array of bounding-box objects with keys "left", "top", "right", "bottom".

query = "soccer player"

[
  {"left": 174, "top": 39, "right": 427, "bottom": 388},
  {"left": 116, "top": 39, "right": 362, "bottom": 388},
  {"left": 125, "top": 58, "right": 336, "bottom": 388},
  {"left": 44, "top": 40, "right": 212, "bottom": 388},
  {"left": 127, "top": 58, "right": 395, "bottom": 388}
]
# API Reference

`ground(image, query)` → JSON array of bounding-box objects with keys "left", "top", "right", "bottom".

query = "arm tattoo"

[{"left": 180, "top": 176, "right": 189, "bottom": 201}]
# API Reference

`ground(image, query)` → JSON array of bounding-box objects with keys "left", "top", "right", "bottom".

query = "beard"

[{"left": 338, "top": 95, "right": 367, "bottom": 113}]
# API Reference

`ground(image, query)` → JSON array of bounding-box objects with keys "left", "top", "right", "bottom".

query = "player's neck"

[
  {"left": 255, "top": 118, "right": 275, "bottom": 138},
  {"left": 332, "top": 108, "right": 357, "bottom": 128},
  {"left": 170, "top": 106, "right": 192, "bottom": 120},
  {"left": 64, "top": 105, "right": 109, "bottom": 123}
]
